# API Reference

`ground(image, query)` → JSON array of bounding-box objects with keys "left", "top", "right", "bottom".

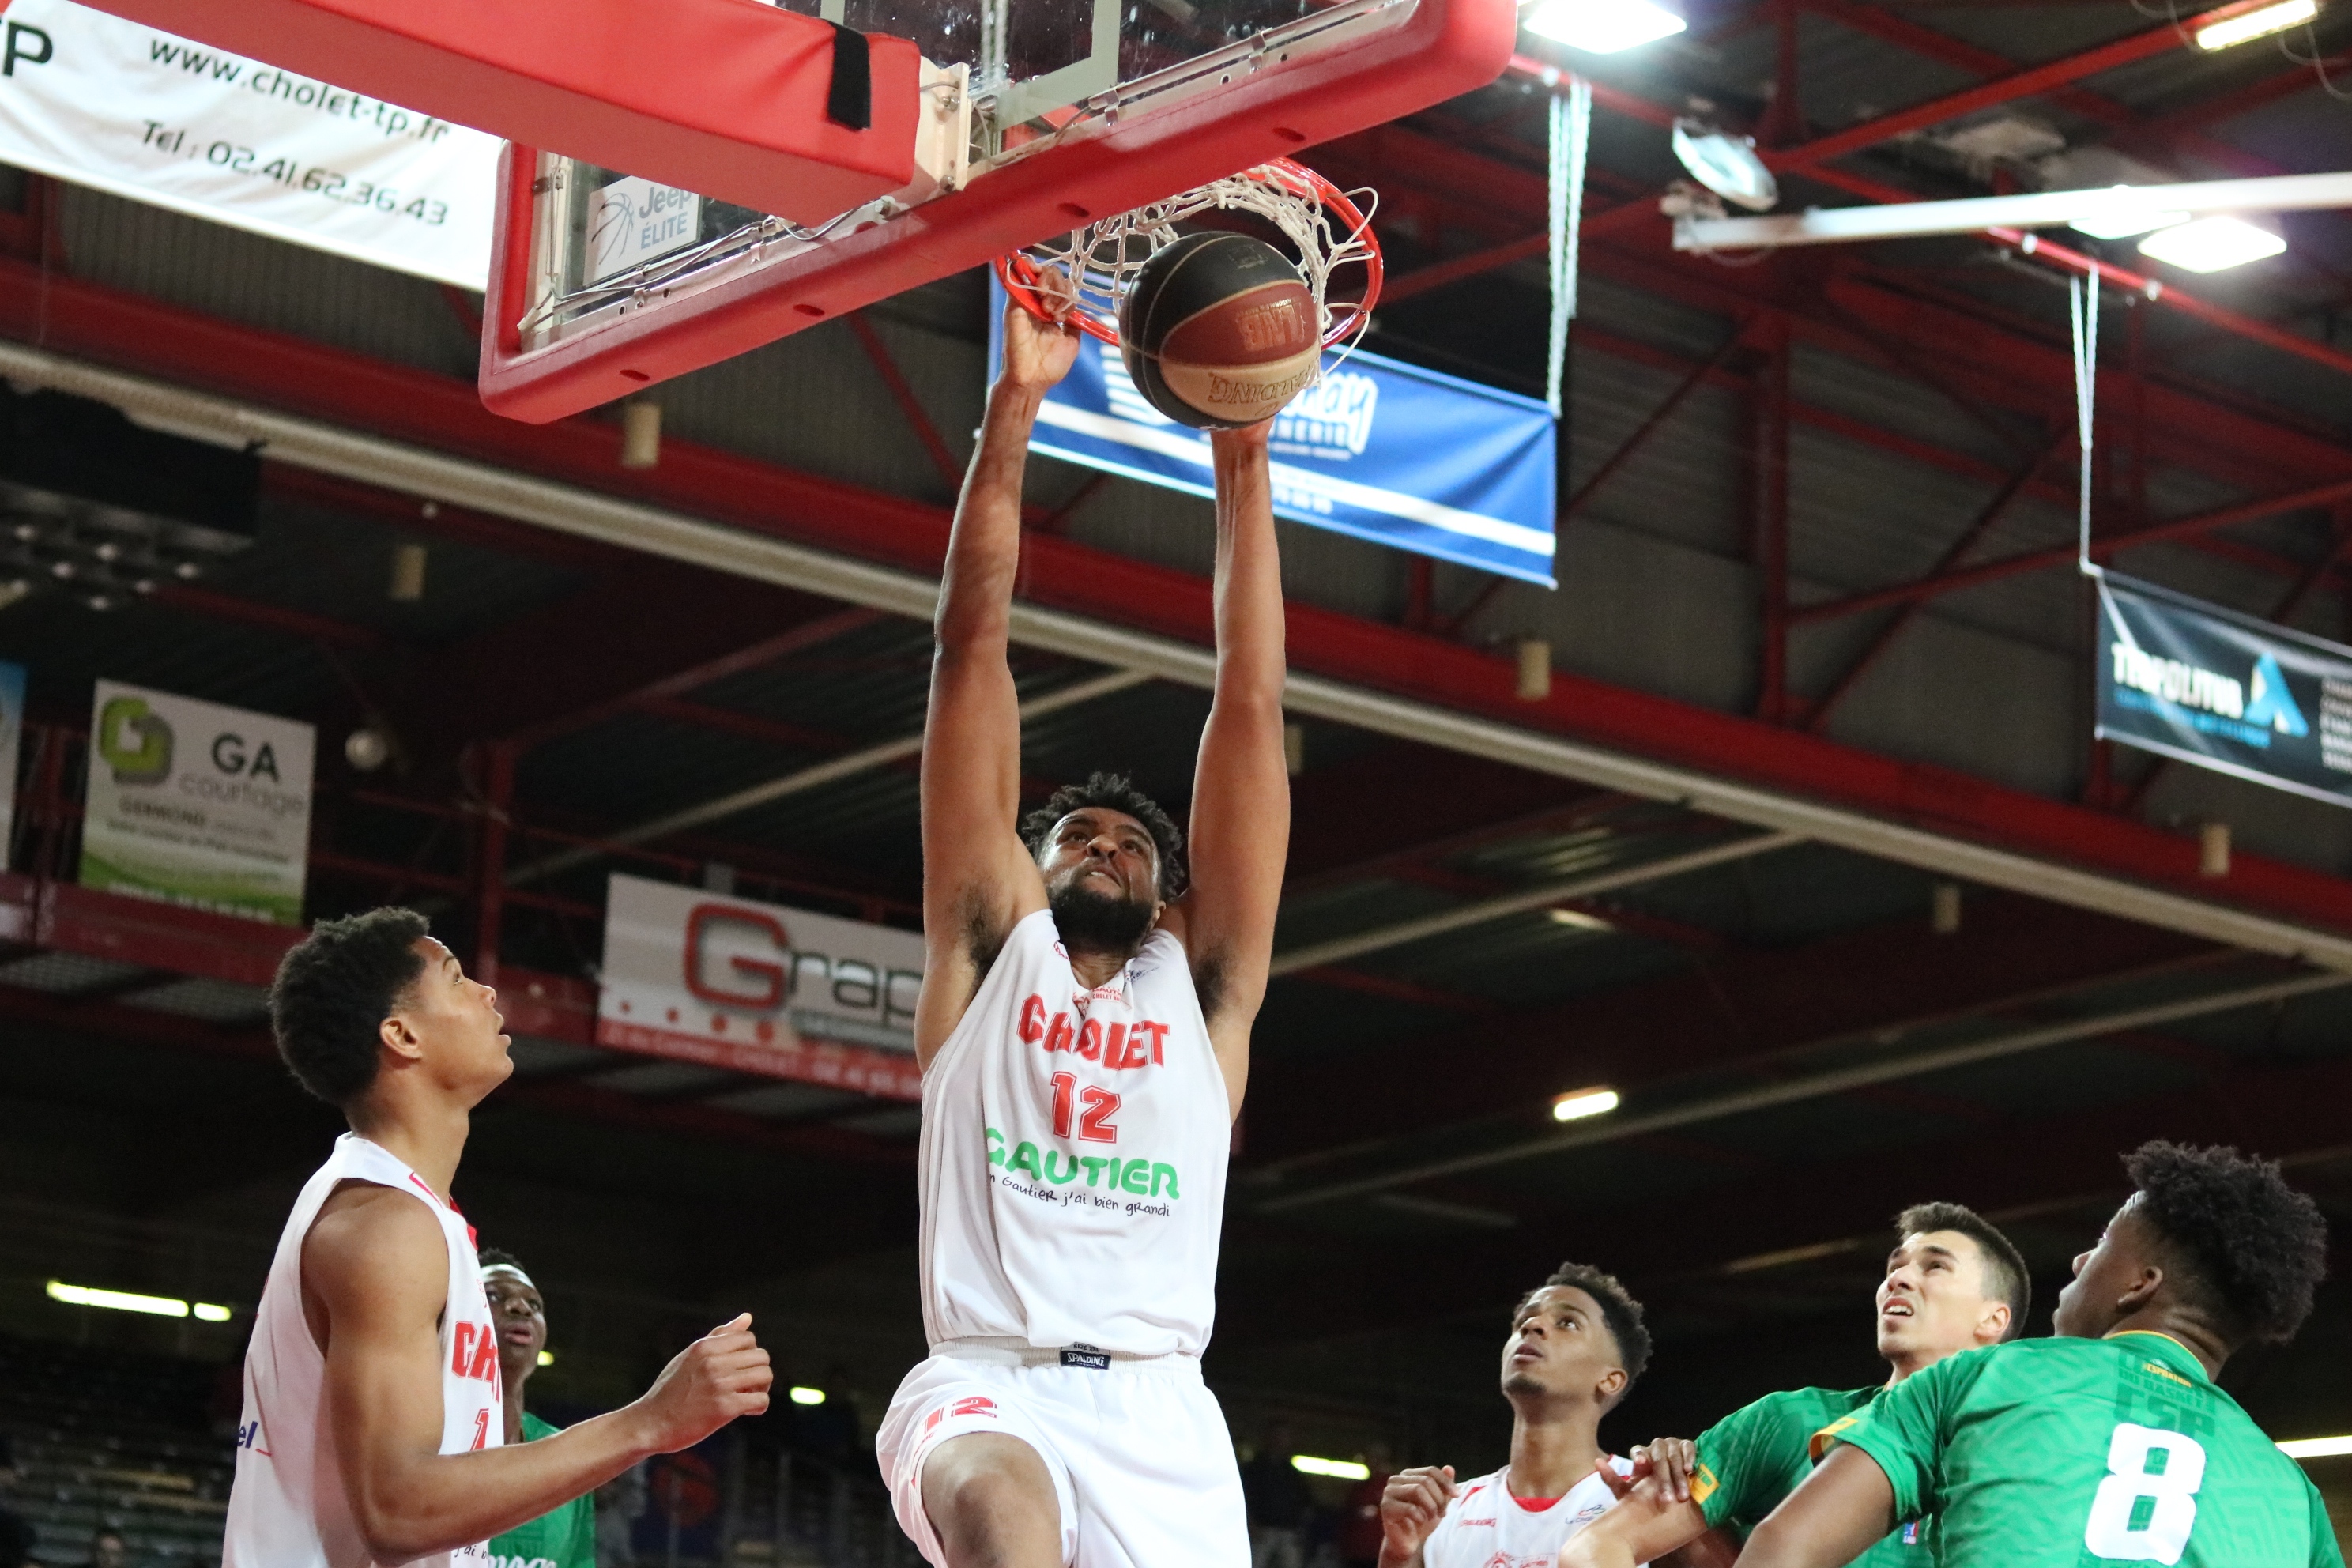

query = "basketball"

[{"left": 1119, "top": 232, "right": 1321, "bottom": 429}]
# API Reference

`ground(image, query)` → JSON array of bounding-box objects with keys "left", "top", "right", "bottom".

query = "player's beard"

[{"left": 1049, "top": 880, "right": 1155, "bottom": 956}]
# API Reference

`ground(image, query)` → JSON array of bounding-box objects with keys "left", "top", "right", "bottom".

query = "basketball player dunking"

[
  {"left": 227, "top": 909, "right": 773, "bottom": 1568},
  {"left": 875, "top": 302, "right": 1291, "bottom": 1568}
]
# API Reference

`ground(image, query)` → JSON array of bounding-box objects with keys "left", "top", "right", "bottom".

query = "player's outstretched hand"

[
  {"left": 1619, "top": 1438, "right": 1698, "bottom": 1503},
  {"left": 1378, "top": 1464, "right": 1455, "bottom": 1568},
  {"left": 1000, "top": 299, "right": 1080, "bottom": 394},
  {"left": 635, "top": 1314, "right": 773, "bottom": 1451}
]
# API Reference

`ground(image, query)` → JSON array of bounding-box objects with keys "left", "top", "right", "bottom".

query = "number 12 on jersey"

[
  {"left": 2083, "top": 1423, "right": 2206, "bottom": 1565},
  {"left": 1050, "top": 1072, "right": 1120, "bottom": 1143}
]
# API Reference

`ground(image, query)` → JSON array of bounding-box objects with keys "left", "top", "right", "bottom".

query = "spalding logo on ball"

[{"left": 1118, "top": 232, "right": 1321, "bottom": 429}]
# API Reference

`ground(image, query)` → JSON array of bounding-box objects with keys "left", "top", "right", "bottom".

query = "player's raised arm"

[
  {"left": 1163, "top": 420, "right": 1289, "bottom": 1106},
  {"left": 1731, "top": 1447, "right": 1898, "bottom": 1568},
  {"left": 308, "top": 1191, "right": 767, "bottom": 1559},
  {"left": 915, "top": 303, "right": 1078, "bottom": 1066}
]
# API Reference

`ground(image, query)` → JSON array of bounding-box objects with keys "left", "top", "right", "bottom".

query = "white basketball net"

[{"left": 1005, "top": 160, "right": 1381, "bottom": 367}]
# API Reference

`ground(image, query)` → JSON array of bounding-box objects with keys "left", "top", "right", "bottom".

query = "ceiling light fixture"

[
  {"left": 2067, "top": 187, "right": 2192, "bottom": 241},
  {"left": 2279, "top": 1434, "right": 2352, "bottom": 1459},
  {"left": 2192, "top": 0, "right": 2319, "bottom": 51},
  {"left": 47, "top": 1280, "right": 234, "bottom": 1321},
  {"left": 1551, "top": 1087, "right": 1620, "bottom": 1122},
  {"left": 2136, "top": 214, "right": 2286, "bottom": 272},
  {"left": 1522, "top": 0, "right": 1686, "bottom": 53},
  {"left": 1672, "top": 120, "right": 1779, "bottom": 212},
  {"left": 1291, "top": 1455, "right": 1372, "bottom": 1480},
  {"left": 790, "top": 1386, "right": 827, "bottom": 1406}
]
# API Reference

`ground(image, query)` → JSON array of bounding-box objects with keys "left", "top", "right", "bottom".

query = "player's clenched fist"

[
  {"left": 1376, "top": 1464, "right": 1457, "bottom": 1568},
  {"left": 633, "top": 1313, "right": 773, "bottom": 1451}
]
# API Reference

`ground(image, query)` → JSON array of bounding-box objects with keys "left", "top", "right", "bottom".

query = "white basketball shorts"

[{"left": 876, "top": 1344, "right": 1250, "bottom": 1568}]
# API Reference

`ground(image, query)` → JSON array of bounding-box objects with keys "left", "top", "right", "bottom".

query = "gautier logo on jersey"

[{"left": 986, "top": 1126, "right": 1181, "bottom": 1202}]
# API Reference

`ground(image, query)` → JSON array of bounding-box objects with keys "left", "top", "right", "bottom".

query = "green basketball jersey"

[
  {"left": 1692, "top": 1385, "right": 1926, "bottom": 1567},
  {"left": 1831, "top": 1332, "right": 2344, "bottom": 1568},
  {"left": 488, "top": 1412, "right": 598, "bottom": 1568}
]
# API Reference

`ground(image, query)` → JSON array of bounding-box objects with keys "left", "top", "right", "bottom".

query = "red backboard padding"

[
  {"left": 480, "top": 0, "right": 1519, "bottom": 422},
  {"left": 72, "top": 0, "right": 919, "bottom": 223}
]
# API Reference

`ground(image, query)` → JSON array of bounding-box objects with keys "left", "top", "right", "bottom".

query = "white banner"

[
  {"left": 79, "top": 680, "right": 314, "bottom": 925},
  {"left": 598, "top": 873, "right": 925, "bottom": 1102},
  {"left": 0, "top": 0, "right": 498, "bottom": 288}
]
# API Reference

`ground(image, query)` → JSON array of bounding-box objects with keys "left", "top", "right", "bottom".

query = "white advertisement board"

[
  {"left": 598, "top": 873, "right": 925, "bottom": 1102},
  {"left": 79, "top": 679, "right": 314, "bottom": 925},
  {"left": 0, "top": 0, "right": 498, "bottom": 288}
]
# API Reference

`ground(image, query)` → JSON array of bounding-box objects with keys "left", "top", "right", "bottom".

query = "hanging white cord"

[
  {"left": 1546, "top": 77, "right": 1592, "bottom": 419},
  {"left": 2070, "top": 273, "right": 2099, "bottom": 575}
]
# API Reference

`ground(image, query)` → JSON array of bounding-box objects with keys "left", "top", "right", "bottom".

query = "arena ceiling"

[{"left": 2, "top": 0, "right": 2350, "bottom": 1463}]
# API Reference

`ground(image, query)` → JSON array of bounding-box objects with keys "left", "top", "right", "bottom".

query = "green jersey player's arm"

[
  {"left": 2305, "top": 1472, "right": 2347, "bottom": 1568},
  {"left": 1734, "top": 1351, "right": 1979, "bottom": 1568},
  {"left": 1560, "top": 1396, "right": 1815, "bottom": 1568},
  {"left": 1731, "top": 1448, "right": 1899, "bottom": 1568}
]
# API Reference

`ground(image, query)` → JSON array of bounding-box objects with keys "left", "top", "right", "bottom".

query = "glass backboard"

[{"left": 481, "top": 0, "right": 1516, "bottom": 422}]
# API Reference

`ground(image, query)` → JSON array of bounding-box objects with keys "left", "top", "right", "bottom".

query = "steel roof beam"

[
  {"left": 9, "top": 281, "right": 2352, "bottom": 963},
  {"left": 504, "top": 669, "right": 1148, "bottom": 887},
  {"left": 1257, "top": 967, "right": 2352, "bottom": 1211},
  {"left": 1246, "top": 901, "right": 2224, "bottom": 1163},
  {"left": 1267, "top": 831, "right": 1802, "bottom": 976},
  {"left": 1219, "top": 1048, "right": 2352, "bottom": 1345}
]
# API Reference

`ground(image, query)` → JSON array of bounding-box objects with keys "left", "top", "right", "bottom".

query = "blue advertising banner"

[
  {"left": 2095, "top": 570, "right": 2352, "bottom": 808},
  {"left": 989, "top": 288, "right": 1558, "bottom": 585}
]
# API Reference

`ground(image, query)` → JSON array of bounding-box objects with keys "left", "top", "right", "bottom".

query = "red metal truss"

[
  {"left": 9, "top": 262, "right": 2352, "bottom": 940},
  {"left": 1760, "top": 16, "right": 2191, "bottom": 175}
]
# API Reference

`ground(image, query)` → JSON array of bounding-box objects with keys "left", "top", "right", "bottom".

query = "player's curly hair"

[
  {"left": 2126, "top": 1140, "right": 2328, "bottom": 1348},
  {"left": 1895, "top": 1201, "right": 2032, "bottom": 1340},
  {"left": 1020, "top": 771, "right": 1189, "bottom": 899},
  {"left": 1514, "top": 1261, "right": 1653, "bottom": 1404},
  {"left": 267, "top": 907, "right": 431, "bottom": 1106}
]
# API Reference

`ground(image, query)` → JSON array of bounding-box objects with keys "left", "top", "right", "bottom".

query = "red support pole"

[
  {"left": 1755, "top": 317, "right": 1792, "bottom": 724},
  {"left": 474, "top": 743, "right": 516, "bottom": 987}
]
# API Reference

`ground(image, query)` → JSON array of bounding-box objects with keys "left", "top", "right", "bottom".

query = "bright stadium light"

[
  {"left": 790, "top": 1386, "right": 827, "bottom": 1406},
  {"left": 1523, "top": 0, "right": 1687, "bottom": 53},
  {"left": 47, "top": 1280, "right": 190, "bottom": 1318},
  {"left": 2068, "top": 187, "right": 2192, "bottom": 240},
  {"left": 2279, "top": 1434, "right": 2352, "bottom": 1458},
  {"left": 537, "top": 1350, "right": 556, "bottom": 1367},
  {"left": 1552, "top": 1087, "right": 1620, "bottom": 1122},
  {"left": 2137, "top": 214, "right": 2286, "bottom": 272},
  {"left": 194, "top": 1302, "right": 233, "bottom": 1323},
  {"left": 2193, "top": 0, "right": 2318, "bottom": 51},
  {"left": 1291, "top": 1455, "right": 1371, "bottom": 1480}
]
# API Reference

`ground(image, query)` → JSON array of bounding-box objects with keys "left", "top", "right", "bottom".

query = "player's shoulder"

[
  {"left": 1738, "top": 1383, "right": 1881, "bottom": 1427},
  {"left": 302, "top": 1180, "right": 450, "bottom": 1301}
]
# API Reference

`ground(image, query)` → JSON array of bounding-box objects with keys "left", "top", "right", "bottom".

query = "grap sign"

[{"left": 597, "top": 873, "right": 922, "bottom": 1101}]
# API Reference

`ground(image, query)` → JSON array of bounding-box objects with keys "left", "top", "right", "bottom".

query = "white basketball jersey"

[
  {"left": 918, "top": 907, "right": 1231, "bottom": 1358},
  {"left": 1421, "top": 1462, "right": 1638, "bottom": 1568},
  {"left": 224, "top": 1133, "right": 503, "bottom": 1568}
]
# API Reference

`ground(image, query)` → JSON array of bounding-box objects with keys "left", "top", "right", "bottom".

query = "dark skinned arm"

[{"left": 1729, "top": 1447, "right": 1898, "bottom": 1568}]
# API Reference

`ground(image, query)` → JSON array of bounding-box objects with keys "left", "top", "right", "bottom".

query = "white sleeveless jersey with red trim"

[
  {"left": 1421, "top": 1463, "right": 1640, "bottom": 1568},
  {"left": 225, "top": 1133, "right": 503, "bottom": 1568},
  {"left": 918, "top": 906, "right": 1231, "bottom": 1358}
]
